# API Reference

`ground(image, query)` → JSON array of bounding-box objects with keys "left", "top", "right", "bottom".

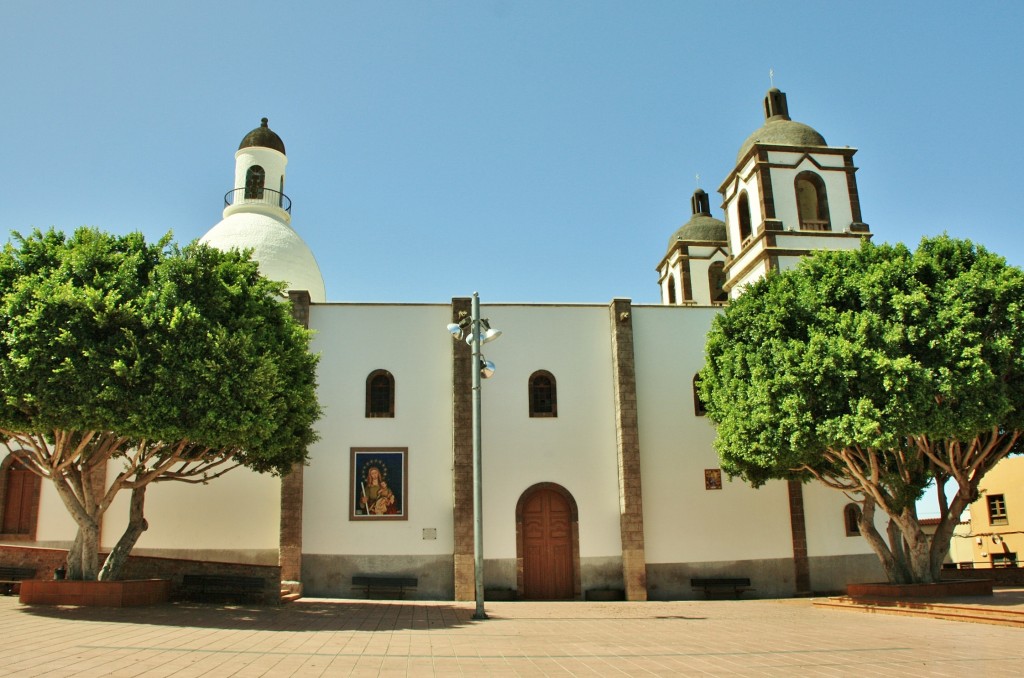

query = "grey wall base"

[
  {"left": 302, "top": 554, "right": 454, "bottom": 599},
  {"left": 300, "top": 552, "right": 884, "bottom": 601},
  {"left": 646, "top": 553, "right": 885, "bottom": 599}
]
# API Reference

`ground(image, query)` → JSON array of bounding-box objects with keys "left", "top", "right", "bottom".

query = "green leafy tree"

[
  {"left": 0, "top": 228, "right": 320, "bottom": 580},
  {"left": 699, "top": 236, "right": 1024, "bottom": 584}
]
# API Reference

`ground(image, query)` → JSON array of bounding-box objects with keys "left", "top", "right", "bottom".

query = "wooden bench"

[
  {"left": 181, "top": 574, "right": 266, "bottom": 604},
  {"left": 690, "top": 577, "right": 753, "bottom": 599},
  {"left": 0, "top": 566, "right": 36, "bottom": 595},
  {"left": 351, "top": 575, "right": 418, "bottom": 599}
]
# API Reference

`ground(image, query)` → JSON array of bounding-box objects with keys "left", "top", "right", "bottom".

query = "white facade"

[{"left": 5, "top": 92, "right": 893, "bottom": 600}]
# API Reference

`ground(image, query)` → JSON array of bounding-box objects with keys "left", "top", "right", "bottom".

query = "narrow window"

[
  {"left": 366, "top": 370, "right": 395, "bottom": 418},
  {"left": 667, "top": 274, "right": 677, "bottom": 305},
  {"left": 737, "top": 192, "right": 753, "bottom": 243},
  {"left": 244, "top": 165, "right": 266, "bottom": 199},
  {"left": 987, "top": 494, "right": 1008, "bottom": 525},
  {"left": 708, "top": 262, "right": 727, "bottom": 303},
  {"left": 844, "top": 503, "right": 861, "bottom": 536},
  {"left": 795, "top": 171, "right": 830, "bottom": 231},
  {"left": 693, "top": 374, "right": 706, "bottom": 416},
  {"left": 529, "top": 371, "right": 557, "bottom": 417}
]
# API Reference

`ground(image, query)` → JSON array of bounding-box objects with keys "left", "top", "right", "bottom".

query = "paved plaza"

[{"left": 1, "top": 593, "right": 1022, "bottom": 677}]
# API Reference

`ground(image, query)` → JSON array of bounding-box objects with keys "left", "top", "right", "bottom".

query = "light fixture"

[
  {"left": 464, "top": 319, "right": 502, "bottom": 345},
  {"left": 445, "top": 292, "right": 502, "bottom": 620}
]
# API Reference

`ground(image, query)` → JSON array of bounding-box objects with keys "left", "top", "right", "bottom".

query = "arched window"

[
  {"left": 737, "top": 192, "right": 753, "bottom": 243},
  {"left": 0, "top": 456, "right": 40, "bottom": 539},
  {"left": 708, "top": 262, "right": 727, "bottom": 303},
  {"left": 244, "top": 165, "right": 266, "bottom": 199},
  {"left": 844, "top": 503, "right": 861, "bottom": 537},
  {"left": 366, "top": 370, "right": 395, "bottom": 418},
  {"left": 693, "top": 374, "right": 707, "bottom": 416},
  {"left": 529, "top": 370, "right": 557, "bottom": 417},
  {"left": 667, "top": 274, "right": 677, "bottom": 305},
  {"left": 795, "top": 171, "right": 830, "bottom": 231}
]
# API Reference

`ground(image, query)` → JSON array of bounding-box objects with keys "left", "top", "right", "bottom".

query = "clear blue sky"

[{"left": 4, "top": 1, "right": 1021, "bottom": 306}]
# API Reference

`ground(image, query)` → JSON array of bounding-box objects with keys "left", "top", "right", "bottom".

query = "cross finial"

[
  {"left": 695, "top": 173, "right": 701, "bottom": 187},
  {"left": 769, "top": 67, "right": 775, "bottom": 88}
]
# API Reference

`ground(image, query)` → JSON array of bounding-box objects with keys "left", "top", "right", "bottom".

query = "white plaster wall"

[
  {"left": 632, "top": 305, "right": 796, "bottom": 563},
  {"left": 102, "top": 464, "right": 280, "bottom": 552},
  {"left": 32, "top": 480, "right": 78, "bottom": 544},
  {"left": 302, "top": 304, "right": 455, "bottom": 556},
  {"left": 479, "top": 304, "right": 623, "bottom": 559},
  {"left": 801, "top": 481, "right": 882, "bottom": 558}
]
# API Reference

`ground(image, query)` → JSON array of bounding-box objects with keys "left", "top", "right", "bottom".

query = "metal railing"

[{"left": 224, "top": 188, "right": 292, "bottom": 213}]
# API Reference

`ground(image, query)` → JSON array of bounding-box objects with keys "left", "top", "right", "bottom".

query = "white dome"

[{"left": 200, "top": 212, "right": 327, "bottom": 303}]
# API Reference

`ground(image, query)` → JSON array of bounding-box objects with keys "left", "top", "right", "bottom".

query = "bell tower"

[
  {"left": 719, "top": 89, "right": 870, "bottom": 297},
  {"left": 656, "top": 188, "right": 729, "bottom": 306}
]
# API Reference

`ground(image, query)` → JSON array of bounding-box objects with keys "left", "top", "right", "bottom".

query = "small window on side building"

[{"left": 987, "top": 494, "right": 1008, "bottom": 525}]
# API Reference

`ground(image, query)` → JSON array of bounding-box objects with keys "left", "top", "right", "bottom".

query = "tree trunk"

[
  {"left": 66, "top": 529, "right": 84, "bottom": 580},
  {"left": 98, "top": 486, "right": 148, "bottom": 581},
  {"left": 856, "top": 498, "right": 902, "bottom": 583}
]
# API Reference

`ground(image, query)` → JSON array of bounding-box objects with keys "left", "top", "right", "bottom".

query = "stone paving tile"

[{"left": 2, "top": 594, "right": 1023, "bottom": 676}]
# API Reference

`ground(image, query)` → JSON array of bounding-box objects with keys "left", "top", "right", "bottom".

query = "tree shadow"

[{"left": 15, "top": 598, "right": 480, "bottom": 632}]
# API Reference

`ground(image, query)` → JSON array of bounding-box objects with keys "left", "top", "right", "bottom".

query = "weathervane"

[
  {"left": 769, "top": 67, "right": 775, "bottom": 87},
  {"left": 695, "top": 173, "right": 700, "bottom": 188}
]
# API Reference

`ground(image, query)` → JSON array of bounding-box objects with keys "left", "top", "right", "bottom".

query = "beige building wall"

[{"left": 968, "top": 456, "right": 1024, "bottom": 568}]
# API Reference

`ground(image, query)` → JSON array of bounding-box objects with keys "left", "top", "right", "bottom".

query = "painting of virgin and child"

[{"left": 350, "top": 448, "right": 407, "bottom": 520}]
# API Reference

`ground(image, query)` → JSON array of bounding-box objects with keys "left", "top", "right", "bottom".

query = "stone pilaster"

[
  {"left": 609, "top": 298, "right": 648, "bottom": 601},
  {"left": 450, "top": 298, "right": 475, "bottom": 601},
  {"left": 787, "top": 479, "right": 812, "bottom": 595},
  {"left": 280, "top": 291, "right": 311, "bottom": 584}
]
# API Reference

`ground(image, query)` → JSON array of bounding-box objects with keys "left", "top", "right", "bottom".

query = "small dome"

[
  {"left": 736, "top": 89, "right": 826, "bottom": 163},
  {"left": 239, "top": 117, "right": 286, "bottom": 155},
  {"left": 736, "top": 119, "right": 826, "bottom": 163},
  {"left": 668, "top": 215, "right": 727, "bottom": 248},
  {"left": 200, "top": 213, "right": 326, "bottom": 302},
  {"left": 668, "top": 189, "right": 727, "bottom": 248}
]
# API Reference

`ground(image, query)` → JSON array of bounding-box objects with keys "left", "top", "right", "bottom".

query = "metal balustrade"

[{"left": 224, "top": 187, "right": 292, "bottom": 213}]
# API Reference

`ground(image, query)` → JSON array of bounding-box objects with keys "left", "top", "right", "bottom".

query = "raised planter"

[
  {"left": 846, "top": 579, "right": 993, "bottom": 599},
  {"left": 20, "top": 579, "right": 171, "bottom": 607}
]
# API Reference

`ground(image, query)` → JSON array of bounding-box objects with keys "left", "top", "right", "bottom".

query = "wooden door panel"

[{"left": 521, "top": 487, "right": 575, "bottom": 600}]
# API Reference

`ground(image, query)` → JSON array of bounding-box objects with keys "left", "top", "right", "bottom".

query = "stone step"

[{"left": 814, "top": 596, "right": 1024, "bottom": 628}]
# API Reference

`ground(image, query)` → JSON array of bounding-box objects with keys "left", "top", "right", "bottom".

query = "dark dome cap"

[
  {"left": 736, "top": 89, "right": 825, "bottom": 163},
  {"left": 239, "top": 117, "right": 286, "bottom": 155},
  {"left": 667, "top": 189, "right": 727, "bottom": 248}
]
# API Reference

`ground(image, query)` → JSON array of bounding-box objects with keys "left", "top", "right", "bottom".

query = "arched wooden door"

[{"left": 516, "top": 483, "right": 580, "bottom": 600}]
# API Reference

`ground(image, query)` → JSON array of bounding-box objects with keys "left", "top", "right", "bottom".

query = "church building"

[{"left": 3, "top": 89, "right": 888, "bottom": 600}]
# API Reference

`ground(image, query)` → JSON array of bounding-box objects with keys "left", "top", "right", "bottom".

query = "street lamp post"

[{"left": 447, "top": 292, "right": 500, "bottom": 621}]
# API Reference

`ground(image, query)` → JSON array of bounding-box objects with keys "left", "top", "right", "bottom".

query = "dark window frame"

[
  {"left": 366, "top": 369, "right": 395, "bottom": 418},
  {"left": 737, "top": 191, "right": 753, "bottom": 243},
  {"left": 843, "top": 503, "right": 861, "bottom": 536},
  {"left": 987, "top": 494, "right": 1008, "bottom": 525},
  {"left": 529, "top": 370, "right": 557, "bottom": 418},
  {"left": 244, "top": 165, "right": 266, "bottom": 199}
]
